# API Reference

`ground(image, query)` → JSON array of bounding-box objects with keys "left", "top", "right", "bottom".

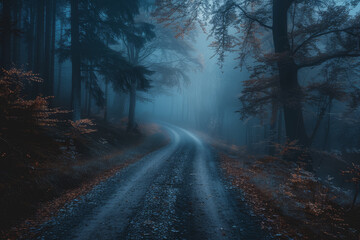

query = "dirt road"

[{"left": 36, "top": 124, "right": 271, "bottom": 240}]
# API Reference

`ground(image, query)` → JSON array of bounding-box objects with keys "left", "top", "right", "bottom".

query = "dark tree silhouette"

[{"left": 154, "top": 0, "right": 360, "bottom": 147}]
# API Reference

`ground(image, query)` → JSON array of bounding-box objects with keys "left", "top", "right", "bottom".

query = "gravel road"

[{"left": 35, "top": 124, "right": 271, "bottom": 240}]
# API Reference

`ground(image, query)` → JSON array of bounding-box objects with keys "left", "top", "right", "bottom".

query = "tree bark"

[
  {"left": 27, "top": 0, "right": 35, "bottom": 71},
  {"left": 50, "top": 0, "right": 56, "bottom": 95},
  {"left": 278, "top": 109, "right": 283, "bottom": 143},
  {"left": 56, "top": 21, "right": 64, "bottom": 98},
  {"left": 1, "top": 0, "right": 12, "bottom": 68},
  {"left": 87, "top": 87, "right": 92, "bottom": 116},
  {"left": 104, "top": 80, "right": 109, "bottom": 121},
  {"left": 44, "top": 0, "right": 54, "bottom": 96},
  {"left": 34, "top": 0, "right": 45, "bottom": 75},
  {"left": 127, "top": 81, "right": 137, "bottom": 131},
  {"left": 116, "top": 93, "right": 127, "bottom": 118},
  {"left": 12, "top": 0, "right": 22, "bottom": 66},
  {"left": 272, "top": 0, "right": 309, "bottom": 146},
  {"left": 323, "top": 100, "right": 332, "bottom": 150},
  {"left": 71, "top": 0, "right": 81, "bottom": 121},
  {"left": 84, "top": 67, "right": 89, "bottom": 116},
  {"left": 269, "top": 100, "right": 279, "bottom": 155}
]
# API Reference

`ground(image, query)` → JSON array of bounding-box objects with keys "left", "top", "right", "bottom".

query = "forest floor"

[
  {"left": 201, "top": 133, "right": 360, "bottom": 240},
  {"left": 2, "top": 121, "right": 359, "bottom": 240},
  {"left": 0, "top": 119, "right": 169, "bottom": 239},
  {"left": 17, "top": 123, "right": 271, "bottom": 240}
]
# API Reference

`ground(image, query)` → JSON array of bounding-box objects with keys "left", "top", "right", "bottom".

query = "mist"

[{"left": 1, "top": 0, "right": 360, "bottom": 239}]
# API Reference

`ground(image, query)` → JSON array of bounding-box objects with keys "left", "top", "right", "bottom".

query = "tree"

[
  {"left": 34, "top": 0, "right": 45, "bottom": 76},
  {"left": 154, "top": 0, "right": 360, "bottom": 147},
  {"left": 12, "top": 0, "right": 22, "bottom": 66},
  {"left": 115, "top": 3, "right": 203, "bottom": 130},
  {"left": 1, "top": 0, "right": 13, "bottom": 68},
  {"left": 25, "top": 0, "right": 36, "bottom": 71},
  {"left": 70, "top": 0, "right": 81, "bottom": 121},
  {"left": 0, "top": 0, "right": 59, "bottom": 99},
  {"left": 44, "top": 0, "right": 55, "bottom": 96},
  {"left": 103, "top": 21, "right": 155, "bottom": 131},
  {"left": 58, "top": 0, "right": 142, "bottom": 120}
]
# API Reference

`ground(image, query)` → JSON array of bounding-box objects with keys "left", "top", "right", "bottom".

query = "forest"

[{"left": 0, "top": 0, "right": 360, "bottom": 239}]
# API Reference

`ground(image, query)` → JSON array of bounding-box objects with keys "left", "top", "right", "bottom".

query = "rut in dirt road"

[{"left": 35, "top": 125, "right": 271, "bottom": 240}]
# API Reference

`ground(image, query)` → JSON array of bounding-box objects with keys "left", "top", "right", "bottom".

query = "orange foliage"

[
  {"left": 342, "top": 163, "right": 360, "bottom": 185},
  {"left": 68, "top": 119, "right": 97, "bottom": 137},
  {"left": 0, "top": 68, "right": 68, "bottom": 130},
  {"left": 220, "top": 152, "right": 357, "bottom": 240},
  {"left": 0, "top": 68, "right": 97, "bottom": 141}
]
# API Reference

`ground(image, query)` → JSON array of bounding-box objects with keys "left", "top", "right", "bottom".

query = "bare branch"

[
  {"left": 233, "top": 3, "right": 273, "bottom": 30},
  {"left": 293, "top": 27, "right": 360, "bottom": 55},
  {"left": 297, "top": 51, "right": 360, "bottom": 69}
]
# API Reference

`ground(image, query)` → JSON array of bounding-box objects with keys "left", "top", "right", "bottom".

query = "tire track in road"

[
  {"left": 71, "top": 127, "right": 181, "bottom": 240},
  {"left": 180, "top": 127, "right": 270, "bottom": 240},
  {"left": 122, "top": 142, "right": 196, "bottom": 240},
  {"left": 37, "top": 127, "right": 180, "bottom": 240},
  {"left": 36, "top": 124, "right": 271, "bottom": 240}
]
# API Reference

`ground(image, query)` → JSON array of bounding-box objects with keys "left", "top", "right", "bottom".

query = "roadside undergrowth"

[
  {"left": 219, "top": 152, "right": 359, "bottom": 240},
  {"left": 0, "top": 68, "right": 169, "bottom": 239},
  {"left": 1, "top": 120, "right": 169, "bottom": 240}
]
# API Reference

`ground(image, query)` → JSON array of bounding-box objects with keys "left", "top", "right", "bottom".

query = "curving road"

[{"left": 35, "top": 124, "right": 271, "bottom": 240}]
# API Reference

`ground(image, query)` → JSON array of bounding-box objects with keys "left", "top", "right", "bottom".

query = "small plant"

[
  {"left": 0, "top": 68, "right": 65, "bottom": 131},
  {"left": 0, "top": 68, "right": 96, "bottom": 164},
  {"left": 68, "top": 119, "right": 97, "bottom": 138}
]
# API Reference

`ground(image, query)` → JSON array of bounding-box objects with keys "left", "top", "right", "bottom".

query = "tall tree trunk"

[
  {"left": 34, "top": 0, "right": 45, "bottom": 75},
  {"left": 71, "top": 0, "right": 81, "bottom": 121},
  {"left": 323, "top": 100, "right": 332, "bottom": 150},
  {"left": 44, "top": 0, "right": 54, "bottom": 96},
  {"left": 87, "top": 89, "right": 92, "bottom": 116},
  {"left": 50, "top": 0, "right": 56, "bottom": 96},
  {"left": 278, "top": 109, "right": 283, "bottom": 143},
  {"left": 56, "top": 21, "right": 64, "bottom": 98},
  {"left": 127, "top": 81, "right": 137, "bottom": 131},
  {"left": 273, "top": 0, "right": 309, "bottom": 146},
  {"left": 85, "top": 83, "right": 89, "bottom": 116},
  {"left": 269, "top": 101, "right": 279, "bottom": 155},
  {"left": 1, "top": 0, "right": 12, "bottom": 68},
  {"left": 117, "top": 93, "right": 127, "bottom": 118},
  {"left": 27, "top": 0, "right": 35, "bottom": 71},
  {"left": 84, "top": 67, "right": 89, "bottom": 116},
  {"left": 104, "top": 79, "right": 109, "bottom": 121},
  {"left": 12, "top": 0, "right": 22, "bottom": 66}
]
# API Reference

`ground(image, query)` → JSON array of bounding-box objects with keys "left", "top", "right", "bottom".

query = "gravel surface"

[{"left": 34, "top": 124, "right": 272, "bottom": 240}]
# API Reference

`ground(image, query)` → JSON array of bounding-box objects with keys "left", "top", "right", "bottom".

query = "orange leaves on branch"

[
  {"left": 342, "top": 163, "right": 360, "bottom": 184},
  {"left": 277, "top": 140, "right": 301, "bottom": 156},
  {"left": 0, "top": 68, "right": 41, "bottom": 106},
  {"left": 0, "top": 68, "right": 70, "bottom": 130},
  {"left": 1, "top": 68, "right": 42, "bottom": 83},
  {"left": 153, "top": 0, "right": 209, "bottom": 38},
  {"left": 69, "top": 119, "right": 97, "bottom": 137}
]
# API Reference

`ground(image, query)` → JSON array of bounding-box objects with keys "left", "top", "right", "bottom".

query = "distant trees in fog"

[
  {"left": 154, "top": 0, "right": 360, "bottom": 150},
  {"left": 0, "top": 0, "right": 199, "bottom": 130}
]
